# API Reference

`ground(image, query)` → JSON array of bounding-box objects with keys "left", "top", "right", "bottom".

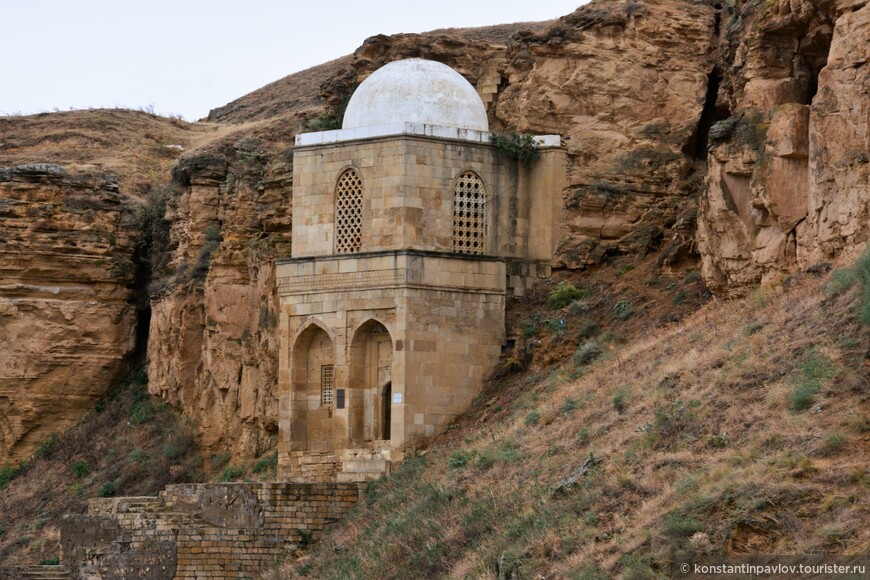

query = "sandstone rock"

[
  {"left": 697, "top": 0, "right": 870, "bottom": 294},
  {"left": 0, "top": 165, "right": 139, "bottom": 462}
]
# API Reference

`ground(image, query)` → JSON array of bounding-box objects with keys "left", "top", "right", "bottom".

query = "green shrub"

[
  {"left": 448, "top": 450, "right": 474, "bottom": 469},
  {"left": 210, "top": 452, "right": 232, "bottom": 468},
  {"left": 673, "top": 290, "right": 688, "bottom": 305},
  {"left": 578, "top": 320, "right": 600, "bottom": 339},
  {"left": 0, "top": 462, "right": 20, "bottom": 490},
  {"left": 616, "top": 264, "right": 635, "bottom": 277},
  {"left": 612, "top": 299, "right": 635, "bottom": 320},
  {"left": 39, "top": 557, "right": 60, "bottom": 566},
  {"left": 548, "top": 282, "right": 588, "bottom": 309},
  {"left": 574, "top": 340, "right": 603, "bottom": 366},
  {"left": 612, "top": 386, "right": 630, "bottom": 414},
  {"left": 476, "top": 448, "right": 496, "bottom": 470},
  {"left": 34, "top": 433, "right": 59, "bottom": 460},
  {"left": 662, "top": 511, "right": 703, "bottom": 539},
  {"left": 684, "top": 270, "right": 701, "bottom": 283},
  {"left": 820, "top": 432, "right": 847, "bottom": 456},
  {"left": 519, "top": 317, "right": 538, "bottom": 338},
  {"left": 791, "top": 383, "right": 820, "bottom": 412},
  {"left": 98, "top": 482, "right": 117, "bottom": 497},
  {"left": 252, "top": 452, "right": 278, "bottom": 474},
  {"left": 490, "top": 132, "right": 540, "bottom": 161},
  {"left": 219, "top": 465, "right": 244, "bottom": 482},
  {"left": 72, "top": 460, "right": 92, "bottom": 478},
  {"left": 562, "top": 398, "right": 579, "bottom": 415},
  {"left": 524, "top": 410, "right": 541, "bottom": 427},
  {"left": 129, "top": 400, "right": 155, "bottom": 425},
  {"left": 577, "top": 428, "right": 590, "bottom": 445}
]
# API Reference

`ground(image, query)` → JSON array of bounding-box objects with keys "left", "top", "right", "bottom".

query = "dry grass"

[
  {"left": 0, "top": 367, "right": 204, "bottom": 566},
  {"left": 279, "top": 260, "right": 869, "bottom": 578},
  {"left": 0, "top": 109, "right": 244, "bottom": 194}
]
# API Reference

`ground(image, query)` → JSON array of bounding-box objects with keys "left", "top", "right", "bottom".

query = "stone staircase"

[{"left": 58, "top": 482, "right": 361, "bottom": 579}]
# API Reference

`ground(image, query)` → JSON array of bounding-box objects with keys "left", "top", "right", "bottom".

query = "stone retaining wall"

[{"left": 60, "top": 482, "right": 362, "bottom": 579}]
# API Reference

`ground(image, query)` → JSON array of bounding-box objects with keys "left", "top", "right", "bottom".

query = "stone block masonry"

[{"left": 58, "top": 482, "right": 362, "bottom": 579}]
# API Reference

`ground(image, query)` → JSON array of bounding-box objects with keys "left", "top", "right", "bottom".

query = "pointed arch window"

[
  {"left": 453, "top": 171, "right": 486, "bottom": 255},
  {"left": 335, "top": 168, "right": 363, "bottom": 254}
]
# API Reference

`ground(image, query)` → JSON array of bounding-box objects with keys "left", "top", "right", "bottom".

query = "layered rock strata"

[{"left": 0, "top": 164, "right": 139, "bottom": 462}]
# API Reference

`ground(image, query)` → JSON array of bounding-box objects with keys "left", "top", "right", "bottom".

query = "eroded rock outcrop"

[
  {"left": 698, "top": 0, "right": 869, "bottom": 294},
  {"left": 147, "top": 133, "right": 294, "bottom": 456},
  {"left": 495, "top": 0, "right": 717, "bottom": 269},
  {"left": 0, "top": 165, "right": 139, "bottom": 462}
]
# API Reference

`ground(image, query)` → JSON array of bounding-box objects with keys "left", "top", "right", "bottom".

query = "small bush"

[
  {"left": 684, "top": 270, "right": 701, "bottom": 283},
  {"left": 503, "top": 356, "right": 524, "bottom": 374},
  {"left": 0, "top": 462, "right": 20, "bottom": 489},
  {"left": 39, "top": 557, "right": 60, "bottom": 565},
  {"left": 616, "top": 264, "right": 635, "bottom": 277},
  {"left": 129, "top": 400, "right": 155, "bottom": 425},
  {"left": 562, "top": 398, "right": 579, "bottom": 415},
  {"left": 574, "top": 340, "right": 603, "bottom": 366},
  {"left": 577, "top": 320, "right": 600, "bottom": 339},
  {"left": 524, "top": 410, "right": 541, "bottom": 427},
  {"left": 612, "top": 299, "right": 635, "bottom": 320},
  {"left": 548, "top": 282, "right": 588, "bottom": 309},
  {"left": 448, "top": 450, "right": 474, "bottom": 469},
  {"left": 612, "top": 386, "right": 630, "bottom": 414},
  {"left": 663, "top": 511, "right": 703, "bottom": 539},
  {"left": 577, "top": 427, "right": 590, "bottom": 445},
  {"left": 219, "top": 465, "right": 244, "bottom": 482},
  {"left": 34, "top": 433, "right": 59, "bottom": 460},
  {"left": 791, "top": 383, "right": 820, "bottom": 412},
  {"left": 98, "top": 482, "right": 117, "bottom": 497},
  {"left": 252, "top": 452, "right": 278, "bottom": 474},
  {"left": 476, "top": 449, "right": 496, "bottom": 470},
  {"left": 490, "top": 132, "right": 540, "bottom": 161},
  {"left": 519, "top": 317, "right": 538, "bottom": 338},
  {"left": 72, "top": 460, "right": 92, "bottom": 478},
  {"left": 673, "top": 290, "right": 688, "bottom": 306},
  {"left": 210, "top": 452, "right": 232, "bottom": 469},
  {"left": 820, "top": 432, "right": 847, "bottom": 456}
]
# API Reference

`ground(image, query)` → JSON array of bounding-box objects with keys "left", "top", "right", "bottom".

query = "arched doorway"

[
  {"left": 290, "top": 323, "right": 335, "bottom": 451},
  {"left": 348, "top": 320, "right": 393, "bottom": 443}
]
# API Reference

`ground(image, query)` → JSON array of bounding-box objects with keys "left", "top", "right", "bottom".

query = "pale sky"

[{"left": 1, "top": 1, "right": 587, "bottom": 121}]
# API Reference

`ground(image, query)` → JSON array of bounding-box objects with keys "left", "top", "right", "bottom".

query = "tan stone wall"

[
  {"left": 276, "top": 251, "right": 505, "bottom": 481},
  {"left": 292, "top": 136, "right": 565, "bottom": 261},
  {"left": 61, "top": 483, "right": 361, "bottom": 579}
]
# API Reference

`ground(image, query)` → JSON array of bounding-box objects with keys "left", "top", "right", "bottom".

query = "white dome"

[{"left": 342, "top": 59, "right": 489, "bottom": 132}]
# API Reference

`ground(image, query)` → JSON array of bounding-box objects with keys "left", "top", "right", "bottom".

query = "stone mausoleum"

[{"left": 276, "top": 58, "right": 565, "bottom": 482}]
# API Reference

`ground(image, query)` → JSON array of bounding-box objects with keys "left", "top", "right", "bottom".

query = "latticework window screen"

[
  {"left": 453, "top": 171, "right": 486, "bottom": 255},
  {"left": 335, "top": 169, "right": 363, "bottom": 253},
  {"left": 320, "top": 364, "right": 335, "bottom": 406}
]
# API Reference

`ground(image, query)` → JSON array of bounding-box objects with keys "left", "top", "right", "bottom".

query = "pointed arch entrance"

[
  {"left": 290, "top": 323, "right": 335, "bottom": 451},
  {"left": 348, "top": 320, "right": 393, "bottom": 443}
]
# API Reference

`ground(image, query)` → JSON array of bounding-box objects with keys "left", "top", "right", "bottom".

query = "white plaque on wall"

[{"left": 392, "top": 392, "right": 403, "bottom": 404}]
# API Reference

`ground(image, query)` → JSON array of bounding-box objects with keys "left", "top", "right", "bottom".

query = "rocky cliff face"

[
  {"left": 146, "top": 124, "right": 296, "bottom": 456},
  {"left": 0, "top": 164, "right": 140, "bottom": 462},
  {"left": 697, "top": 0, "right": 869, "bottom": 294}
]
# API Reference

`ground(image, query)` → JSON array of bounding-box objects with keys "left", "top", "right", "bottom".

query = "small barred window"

[
  {"left": 453, "top": 171, "right": 486, "bottom": 255},
  {"left": 335, "top": 169, "right": 363, "bottom": 253},
  {"left": 320, "top": 364, "right": 335, "bottom": 406}
]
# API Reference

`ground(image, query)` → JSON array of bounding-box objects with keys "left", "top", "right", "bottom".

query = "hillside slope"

[{"left": 282, "top": 254, "right": 869, "bottom": 578}]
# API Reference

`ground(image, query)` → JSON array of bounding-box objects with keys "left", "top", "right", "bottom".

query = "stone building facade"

[{"left": 276, "top": 59, "right": 565, "bottom": 482}]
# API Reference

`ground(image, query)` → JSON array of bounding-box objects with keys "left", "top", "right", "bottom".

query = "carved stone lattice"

[
  {"left": 335, "top": 169, "right": 363, "bottom": 253},
  {"left": 321, "top": 364, "right": 334, "bottom": 406},
  {"left": 453, "top": 171, "right": 486, "bottom": 255}
]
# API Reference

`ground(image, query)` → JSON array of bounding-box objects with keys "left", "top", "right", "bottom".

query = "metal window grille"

[
  {"left": 335, "top": 169, "right": 363, "bottom": 253},
  {"left": 320, "top": 364, "right": 335, "bottom": 406},
  {"left": 453, "top": 171, "right": 486, "bottom": 255}
]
